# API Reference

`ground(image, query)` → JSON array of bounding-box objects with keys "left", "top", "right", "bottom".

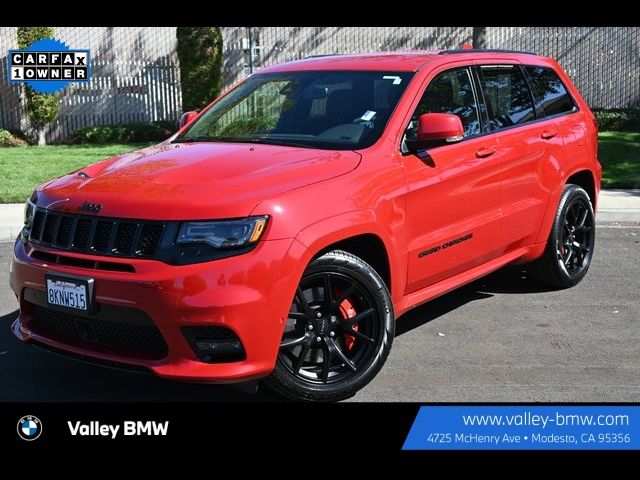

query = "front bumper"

[{"left": 10, "top": 236, "right": 306, "bottom": 382}]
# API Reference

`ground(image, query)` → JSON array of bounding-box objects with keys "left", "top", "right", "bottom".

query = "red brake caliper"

[{"left": 338, "top": 296, "right": 358, "bottom": 351}]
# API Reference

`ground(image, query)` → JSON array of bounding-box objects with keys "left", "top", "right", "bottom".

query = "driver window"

[{"left": 406, "top": 67, "right": 481, "bottom": 141}]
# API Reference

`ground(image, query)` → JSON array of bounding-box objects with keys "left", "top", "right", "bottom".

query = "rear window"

[
  {"left": 525, "top": 65, "right": 576, "bottom": 117},
  {"left": 479, "top": 66, "right": 535, "bottom": 129}
]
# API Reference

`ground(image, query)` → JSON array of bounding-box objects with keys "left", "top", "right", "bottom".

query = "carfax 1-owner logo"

[{"left": 7, "top": 38, "right": 90, "bottom": 94}]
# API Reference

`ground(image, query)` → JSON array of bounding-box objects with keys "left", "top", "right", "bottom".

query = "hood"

[{"left": 37, "top": 142, "right": 361, "bottom": 220}]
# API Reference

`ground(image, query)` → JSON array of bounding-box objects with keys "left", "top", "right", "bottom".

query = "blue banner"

[{"left": 403, "top": 406, "right": 640, "bottom": 450}]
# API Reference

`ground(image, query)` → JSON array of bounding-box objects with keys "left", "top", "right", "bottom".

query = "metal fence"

[
  {"left": 487, "top": 27, "right": 640, "bottom": 112},
  {"left": 225, "top": 27, "right": 640, "bottom": 110},
  {"left": 0, "top": 27, "right": 181, "bottom": 143},
  {"left": 1, "top": 27, "right": 638, "bottom": 143}
]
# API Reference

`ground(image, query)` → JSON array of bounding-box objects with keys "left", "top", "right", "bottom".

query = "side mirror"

[
  {"left": 179, "top": 111, "right": 199, "bottom": 129},
  {"left": 417, "top": 113, "right": 464, "bottom": 144}
]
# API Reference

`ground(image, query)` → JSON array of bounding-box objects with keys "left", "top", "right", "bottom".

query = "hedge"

[
  {"left": 0, "top": 129, "right": 28, "bottom": 147},
  {"left": 69, "top": 122, "right": 178, "bottom": 144},
  {"left": 592, "top": 109, "right": 640, "bottom": 132}
]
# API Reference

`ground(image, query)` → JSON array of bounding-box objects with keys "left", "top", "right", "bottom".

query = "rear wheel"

[
  {"left": 266, "top": 250, "right": 394, "bottom": 401},
  {"left": 528, "top": 184, "right": 596, "bottom": 288}
]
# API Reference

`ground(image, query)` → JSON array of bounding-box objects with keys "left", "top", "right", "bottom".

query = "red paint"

[
  {"left": 417, "top": 113, "right": 464, "bottom": 141},
  {"left": 179, "top": 110, "right": 199, "bottom": 128},
  {"left": 10, "top": 51, "right": 600, "bottom": 383}
]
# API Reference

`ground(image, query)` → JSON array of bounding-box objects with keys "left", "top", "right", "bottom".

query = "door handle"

[
  {"left": 541, "top": 130, "right": 557, "bottom": 139},
  {"left": 475, "top": 146, "right": 496, "bottom": 158}
]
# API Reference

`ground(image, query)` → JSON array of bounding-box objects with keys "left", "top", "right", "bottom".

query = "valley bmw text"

[{"left": 68, "top": 420, "right": 169, "bottom": 438}]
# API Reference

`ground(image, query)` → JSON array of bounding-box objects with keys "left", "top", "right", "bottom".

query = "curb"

[
  {"left": 0, "top": 189, "right": 639, "bottom": 241},
  {"left": 596, "top": 189, "right": 640, "bottom": 224},
  {"left": 0, "top": 204, "right": 24, "bottom": 242}
]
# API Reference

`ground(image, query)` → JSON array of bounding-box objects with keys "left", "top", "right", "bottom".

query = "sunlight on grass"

[
  {"left": 0, "top": 143, "right": 153, "bottom": 203},
  {"left": 598, "top": 131, "right": 640, "bottom": 188}
]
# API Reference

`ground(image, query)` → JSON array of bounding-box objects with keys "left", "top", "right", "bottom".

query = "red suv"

[{"left": 10, "top": 50, "right": 601, "bottom": 401}]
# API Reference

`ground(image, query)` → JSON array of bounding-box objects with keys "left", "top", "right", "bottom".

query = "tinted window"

[
  {"left": 525, "top": 65, "right": 576, "bottom": 117},
  {"left": 479, "top": 66, "right": 535, "bottom": 129},
  {"left": 407, "top": 68, "right": 480, "bottom": 139}
]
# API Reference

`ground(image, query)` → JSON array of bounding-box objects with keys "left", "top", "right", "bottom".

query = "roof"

[
  {"left": 259, "top": 51, "right": 439, "bottom": 73},
  {"left": 257, "top": 50, "right": 542, "bottom": 73}
]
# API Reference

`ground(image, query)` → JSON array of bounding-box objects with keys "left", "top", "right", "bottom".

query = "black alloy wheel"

[
  {"left": 266, "top": 250, "right": 394, "bottom": 401},
  {"left": 557, "top": 196, "right": 594, "bottom": 275},
  {"left": 528, "top": 184, "right": 596, "bottom": 288}
]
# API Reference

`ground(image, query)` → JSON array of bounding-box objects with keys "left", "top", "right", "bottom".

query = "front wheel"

[
  {"left": 527, "top": 184, "right": 596, "bottom": 288},
  {"left": 266, "top": 250, "right": 394, "bottom": 402}
]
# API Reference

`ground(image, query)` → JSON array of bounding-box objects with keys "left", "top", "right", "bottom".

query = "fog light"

[
  {"left": 182, "top": 326, "right": 246, "bottom": 363},
  {"left": 195, "top": 340, "right": 243, "bottom": 354}
]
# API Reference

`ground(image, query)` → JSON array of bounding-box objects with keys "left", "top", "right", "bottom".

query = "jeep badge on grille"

[{"left": 79, "top": 201, "right": 102, "bottom": 214}]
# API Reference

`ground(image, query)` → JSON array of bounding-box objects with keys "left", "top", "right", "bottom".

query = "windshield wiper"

[
  {"left": 230, "top": 137, "right": 313, "bottom": 148},
  {"left": 171, "top": 136, "right": 234, "bottom": 144},
  {"left": 173, "top": 135, "right": 312, "bottom": 148}
]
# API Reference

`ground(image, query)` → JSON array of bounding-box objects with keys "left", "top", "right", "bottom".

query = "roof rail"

[
  {"left": 438, "top": 49, "right": 537, "bottom": 56},
  {"left": 305, "top": 53, "right": 342, "bottom": 59}
]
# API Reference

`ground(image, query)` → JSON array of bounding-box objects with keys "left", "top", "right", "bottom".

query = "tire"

[
  {"left": 527, "top": 184, "right": 596, "bottom": 288},
  {"left": 265, "top": 250, "right": 394, "bottom": 402}
]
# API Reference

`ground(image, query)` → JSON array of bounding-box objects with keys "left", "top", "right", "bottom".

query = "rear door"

[
  {"left": 475, "top": 64, "right": 559, "bottom": 251},
  {"left": 524, "top": 64, "right": 583, "bottom": 169}
]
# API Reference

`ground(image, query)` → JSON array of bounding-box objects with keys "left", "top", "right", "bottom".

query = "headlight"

[{"left": 176, "top": 216, "right": 268, "bottom": 249}]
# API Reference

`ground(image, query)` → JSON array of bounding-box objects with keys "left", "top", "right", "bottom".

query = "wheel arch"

[
  {"left": 313, "top": 234, "right": 392, "bottom": 295},
  {"left": 294, "top": 211, "right": 403, "bottom": 300},
  {"left": 535, "top": 166, "right": 598, "bottom": 245},
  {"left": 566, "top": 169, "right": 597, "bottom": 210}
]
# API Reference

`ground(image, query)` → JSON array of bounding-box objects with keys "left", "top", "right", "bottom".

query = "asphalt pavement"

[{"left": 1, "top": 225, "right": 639, "bottom": 402}]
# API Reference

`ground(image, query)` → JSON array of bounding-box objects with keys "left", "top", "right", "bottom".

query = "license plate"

[{"left": 45, "top": 274, "right": 91, "bottom": 312}]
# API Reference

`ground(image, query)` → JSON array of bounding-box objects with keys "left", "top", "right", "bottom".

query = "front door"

[{"left": 403, "top": 66, "right": 503, "bottom": 294}]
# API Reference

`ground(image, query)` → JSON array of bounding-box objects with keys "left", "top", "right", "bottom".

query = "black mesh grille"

[
  {"left": 31, "top": 304, "right": 168, "bottom": 358},
  {"left": 93, "top": 221, "right": 114, "bottom": 252},
  {"left": 139, "top": 224, "right": 164, "bottom": 256},
  {"left": 115, "top": 222, "right": 137, "bottom": 254},
  {"left": 28, "top": 208, "right": 165, "bottom": 260},
  {"left": 31, "top": 210, "right": 46, "bottom": 239},
  {"left": 73, "top": 218, "right": 92, "bottom": 249},
  {"left": 42, "top": 214, "right": 59, "bottom": 243},
  {"left": 56, "top": 216, "right": 74, "bottom": 246}
]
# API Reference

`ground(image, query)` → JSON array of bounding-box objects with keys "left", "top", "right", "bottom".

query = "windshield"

[{"left": 175, "top": 71, "right": 414, "bottom": 150}]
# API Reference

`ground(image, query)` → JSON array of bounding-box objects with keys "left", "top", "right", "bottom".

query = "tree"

[
  {"left": 17, "top": 27, "right": 59, "bottom": 146},
  {"left": 176, "top": 27, "right": 223, "bottom": 112},
  {"left": 472, "top": 27, "right": 487, "bottom": 49}
]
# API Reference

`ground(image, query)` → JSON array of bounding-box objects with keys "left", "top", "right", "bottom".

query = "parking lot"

[{"left": 1, "top": 225, "right": 638, "bottom": 402}]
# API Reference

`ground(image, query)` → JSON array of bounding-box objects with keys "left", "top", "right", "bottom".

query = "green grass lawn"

[
  {"left": 0, "top": 143, "right": 153, "bottom": 203},
  {"left": 598, "top": 131, "right": 640, "bottom": 189},
  {"left": 0, "top": 132, "right": 638, "bottom": 203}
]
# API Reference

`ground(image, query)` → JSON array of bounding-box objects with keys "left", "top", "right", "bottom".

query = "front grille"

[
  {"left": 31, "top": 304, "right": 168, "bottom": 358},
  {"left": 56, "top": 216, "right": 74, "bottom": 245},
  {"left": 30, "top": 249, "right": 136, "bottom": 273},
  {"left": 28, "top": 207, "right": 165, "bottom": 259}
]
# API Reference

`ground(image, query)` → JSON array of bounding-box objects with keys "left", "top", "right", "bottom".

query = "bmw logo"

[{"left": 17, "top": 415, "right": 42, "bottom": 441}]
